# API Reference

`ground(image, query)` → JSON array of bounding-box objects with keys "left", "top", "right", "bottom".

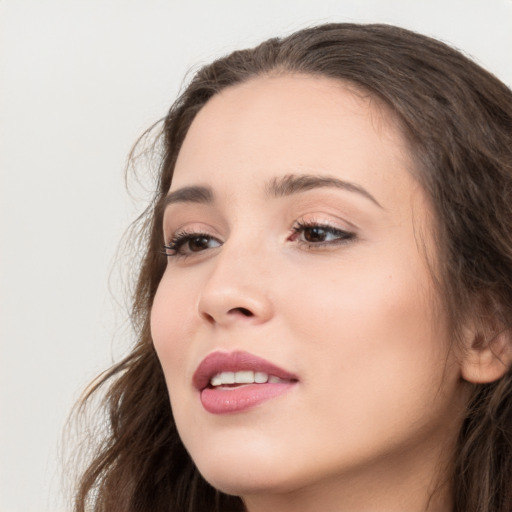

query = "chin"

[
  {"left": 195, "top": 455, "right": 299, "bottom": 496},
  {"left": 203, "top": 473, "right": 290, "bottom": 498}
]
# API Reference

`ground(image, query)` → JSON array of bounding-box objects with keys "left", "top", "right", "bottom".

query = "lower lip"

[{"left": 200, "top": 382, "right": 295, "bottom": 414}]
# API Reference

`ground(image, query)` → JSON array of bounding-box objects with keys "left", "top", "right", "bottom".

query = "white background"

[{"left": 1, "top": 1, "right": 511, "bottom": 511}]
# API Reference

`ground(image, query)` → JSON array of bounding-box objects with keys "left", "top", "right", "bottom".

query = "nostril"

[
  {"left": 230, "top": 307, "right": 253, "bottom": 317},
  {"left": 203, "top": 312, "right": 215, "bottom": 324}
]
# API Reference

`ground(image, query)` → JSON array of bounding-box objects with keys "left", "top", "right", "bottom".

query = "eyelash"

[
  {"left": 162, "top": 221, "right": 356, "bottom": 259},
  {"left": 162, "top": 229, "right": 220, "bottom": 258},
  {"left": 290, "top": 219, "right": 356, "bottom": 248}
]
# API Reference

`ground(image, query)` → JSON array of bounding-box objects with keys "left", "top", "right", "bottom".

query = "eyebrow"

[
  {"left": 268, "top": 174, "right": 383, "bottom": 208},
  {"left": 163, "top": 185, "right": 214, "bottom": 207},
  {"left": 163, "top": 173, "right": 382, "bottom": 209}
]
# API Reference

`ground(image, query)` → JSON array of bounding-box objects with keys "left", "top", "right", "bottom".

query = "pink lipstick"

[{"left": 193, "top": 351, "right": 298, "bottom": 414}]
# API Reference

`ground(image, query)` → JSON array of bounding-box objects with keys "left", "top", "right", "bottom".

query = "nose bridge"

[{"left": 197, "top": 228, "right": 274, "bottom": 325}]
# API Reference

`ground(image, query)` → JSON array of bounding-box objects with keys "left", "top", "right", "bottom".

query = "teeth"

[
  {"left": 210, "top": 370, "right": 281, "bottom": 387},
  {"left": 210, "top": 374, "right": 223, "bottom": 386},
  {"left": 254, "top": 371, "right": 268, "bottom": 383},
  {"left": 235, "top": 370, "right": 254, "bottom": 384},
  {"left": 221, "top": 371, "right": 235, "bottom": 384}
]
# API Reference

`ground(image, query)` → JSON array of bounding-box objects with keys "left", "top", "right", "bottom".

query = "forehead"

[{"left": 171, "top": 74, "right": 416, "bottom": 206}]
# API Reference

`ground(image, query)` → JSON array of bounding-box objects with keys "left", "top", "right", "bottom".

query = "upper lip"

[{"left": 193, "top": 350, "right": 298, "bottom": 390}]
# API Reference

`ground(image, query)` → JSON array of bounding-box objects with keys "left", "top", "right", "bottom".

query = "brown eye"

[
  {"left": 188, "top": 236, "right": 211, "bottom": 252},
  {"left": 291, "top": 222, "right": 356, "bottom": 247},
  {"left": 164, "top": 232, "right": 222, "bottom": 258},
  {"left": 303, "top": 226, "right": 328, "bottom": 243}
]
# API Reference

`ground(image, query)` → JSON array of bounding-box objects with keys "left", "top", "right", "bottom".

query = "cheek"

[
  {"left": 280, "top": 250, "right": 454, "bottom": 432},
  {"left": 287, "top": 251, "right": 437, "bottom": 349},
  {"left": 150, "top": 272, "right": 198, "bottom": 381}
]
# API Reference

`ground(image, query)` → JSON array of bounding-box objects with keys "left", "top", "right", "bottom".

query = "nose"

[{"left": 197, "top": 240, "right": 274, "bottom": 327}]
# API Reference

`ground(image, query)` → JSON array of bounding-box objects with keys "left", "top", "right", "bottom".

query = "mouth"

[
  {"left": 193, "top": 351, "right": 298, "bottom": 414},
  {"left": 209, "top": 370, "right": 289, "bottom": 387}
]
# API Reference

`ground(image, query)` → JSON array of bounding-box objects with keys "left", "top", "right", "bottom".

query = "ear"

[{"left": 460, "top": 317, "right": 512, "bottom": 384}]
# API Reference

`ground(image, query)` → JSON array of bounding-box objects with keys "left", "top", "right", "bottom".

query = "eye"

[
  {"left": 290, "top": 220, "right": 356, "bottom": 247},
  {"left": 163, "top": 231, "right": 222, "bottom": 257}
]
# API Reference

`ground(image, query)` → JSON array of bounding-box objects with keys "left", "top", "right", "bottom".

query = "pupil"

[
  {"left": 305, "top": 227, "right": 326, "bottom": 242},
  {"left": 189, "top": 236, "right": 209, "bottom": 251}
]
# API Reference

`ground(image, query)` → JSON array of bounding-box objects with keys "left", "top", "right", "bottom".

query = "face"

[{"left": 151, "top": 75, "right": 468, "bottom": 501}]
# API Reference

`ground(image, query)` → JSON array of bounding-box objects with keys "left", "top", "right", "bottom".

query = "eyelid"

[
  {"left": 288, "top": 216, "right": 357, "bottom": 247},
  {"left": 163, "top": 220, "right": 221, "bottom": 242},
  {"left": 161, "top": 219, "right": 223, "bottom": 257},
  {"left": 291, "top": 213, "right": 357, "bottom": 233},
  {"left": 163, "top": 230, "right": 223, "bottom": 259}
]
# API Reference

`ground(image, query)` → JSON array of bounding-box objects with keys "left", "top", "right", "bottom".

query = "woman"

[{"left": 74, "top": 23, "right": 512, "bottom": 512}]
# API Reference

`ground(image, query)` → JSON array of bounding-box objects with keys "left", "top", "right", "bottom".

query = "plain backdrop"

[{"left": 1, "top": 1, "right": 511, "bottom": 511}]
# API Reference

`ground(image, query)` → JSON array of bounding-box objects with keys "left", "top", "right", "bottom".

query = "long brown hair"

[{"left": 73, "top": 23, "right": 512, "bottom": 512}]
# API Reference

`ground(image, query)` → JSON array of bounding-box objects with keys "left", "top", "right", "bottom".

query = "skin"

[{"left": 150, "top": 75, "right": 474, "bottom": 512}]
